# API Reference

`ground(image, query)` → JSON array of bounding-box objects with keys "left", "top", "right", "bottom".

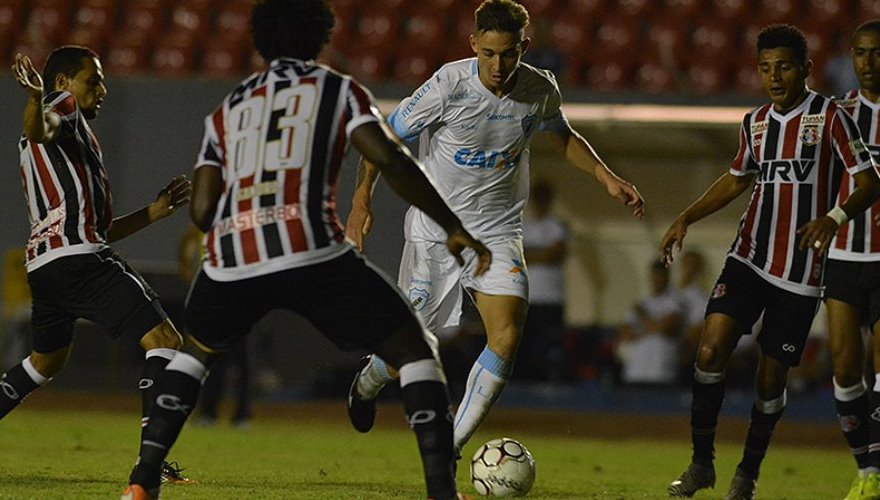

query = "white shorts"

[{"left": 398, "top": 238, "right": 528, "bottom": 332}]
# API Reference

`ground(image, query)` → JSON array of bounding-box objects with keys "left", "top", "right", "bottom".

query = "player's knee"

[
  {"left": 695, "top": 342, "right": 729, "bottom": 372},
  {"left": 141, "top": 321, "right": 183, "bottom": 351},
  {"left": 29, "top": 350, "right": 68, "bottom": 377}
]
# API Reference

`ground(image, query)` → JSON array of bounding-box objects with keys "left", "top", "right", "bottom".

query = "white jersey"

[{"left": 386, "top": 59, "right": 569, "bottom": 242}]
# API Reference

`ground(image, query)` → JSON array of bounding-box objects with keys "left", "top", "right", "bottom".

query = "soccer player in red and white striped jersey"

[
  {"left": 125, "top": 1, "right": 489, "bottom": 499},
  {"left": 824, "top": 20, "right": 880, "bottom": 500},
  {"left": 6, "top": 47, "right": 193, "bottom": 484},
  {"left": 661, "top": 25, "right": 880, "bottom": 499}
]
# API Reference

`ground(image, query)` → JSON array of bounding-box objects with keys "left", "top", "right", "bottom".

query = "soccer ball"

[{"left": 470, "top": 437, "right": 536, "bottom": 497}]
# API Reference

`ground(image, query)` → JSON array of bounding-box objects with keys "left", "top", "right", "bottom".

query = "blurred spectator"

[
  {"left": 824, "top": 33, "right": 858, "bottom": 97},
  {"left": 675, "top": 250, "right": 708, "bottom": 379},
  {"left": 178, "top": 224, "right": 252, "bottom": 427},
  {"left": 1, "top": 248, "right": 30, "bottom": 368},
  {"left": 521, "top": 19, "right": 565, "bottom": 78},
  {"left": 514, "top": 179, "right": 568, "bottom": 382},
  {"left": 614, "top": 260, "right": 684, "bottom": 386}
]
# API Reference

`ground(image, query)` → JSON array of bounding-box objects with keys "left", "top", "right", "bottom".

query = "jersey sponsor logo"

[
  {"left": 758, "top": 160, "right": 815, "bottom": 182},
  {"left": 751, "top": 121, "right": 768, "bottom": 135},
  {"left": 234, "top": 180, "right": 279, "bottom": 201},
  {"left": 409, "top": 287, "right": 430, "bottom": 310},
  {"left": 215, "top": 203, "right": 302, "bottom": 236},
  {"left": 521, "top": 113, "right": 536, "bottom": 136},
  {"left": 800, "top": 114, "right": 825, "bottom": 125},
  {"left": 400, "top": 82, "right": 432, "bottom": 119},
  {"left": 453, "top": 148, "right": 522, "bottom": 170},
  {"left": 508, "top": 258, "right": 527, "bottom": 284},
  {"left": 486, "top": 113, "right": 515, "bottom": 121},
  {"left": 447, "top": 91, "right": 478, "bottom": 101},
  {"left": 835, "top": 97, "right": 858, "bottom": 108},
  {"left": 851, "top": 139, "right": 869, "bottom": 156},
  {"left": 711, "top": 283, "right": 726, "bottom": 299}
]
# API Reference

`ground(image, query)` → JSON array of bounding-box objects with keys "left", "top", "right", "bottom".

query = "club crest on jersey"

[
  {"left": 409, "top": 288, "right": 430, "bottom": 310},
  {"left": 800, "top": 125, "right": 821, "bottom": 146},
  {"left": 521, "top": 113, "right": 536, "bottom": 136},
  {"left": 711, "top": 283, "right": 726, "bottom": 299},
  {"left": 508, "top": 259, "right": 527, "bottom": 284}
]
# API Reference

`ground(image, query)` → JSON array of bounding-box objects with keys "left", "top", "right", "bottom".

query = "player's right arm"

[
  {"left": 660, "top": 171, "right": 753, "bottom": 266},
  {"left": 12, "top": 54, "right": 60, "bottom": 143},
  {"left": 345, "top": 156, "right": 381, "bottom": 251},
  {"left": 351, "top": 121, "right": 491, "bottom": 275}
]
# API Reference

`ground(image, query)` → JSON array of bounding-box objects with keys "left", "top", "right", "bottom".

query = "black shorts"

[
  {"left": 705, "top": 257, "right": 820, "bottom": 367},
  {"left": 185, "top": 250, "right": 416, "bottom": 352},
  {"left": 27, "top": 249, "right": 167, "bottom": 353},
  {"left": 824, "top": 258, "right": 880, "bottom": 326}
]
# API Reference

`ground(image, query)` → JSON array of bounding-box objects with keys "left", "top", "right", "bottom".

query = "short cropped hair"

[
  {"left": 756, "top": 24, "right": 808, "bottom": 67},
  {"left": 474, "top": 0, "right": 529, "bottom": 36},
  {"left": 854, "top": 19, "right": 880, "bottom": 39},
  {"left": 251, "top": 0, "right": 335, "bottom": 62},
  {"left": 42, "top": 46, "right": 98, "bottom": 92}
]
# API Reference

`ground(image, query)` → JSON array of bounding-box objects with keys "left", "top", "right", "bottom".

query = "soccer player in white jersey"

[
  {"left": 345, "top": 0, "right": 644, "bottom": 457},
  {"left": 9, "top": 47, "right": 193, "bottom": 484},
  {"left": 661, "top": 25, "right": 880, "bottom": 499},
  {"left": 122, "top": 1, "right": 489, "bottom": 499},
  {"left": 825, "top": 20, "right": 880, "bottom": 500}
]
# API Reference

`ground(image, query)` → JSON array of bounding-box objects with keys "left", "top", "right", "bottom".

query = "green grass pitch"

[{"left": 0, "top": 395, "right": 857, "bottom": 499}]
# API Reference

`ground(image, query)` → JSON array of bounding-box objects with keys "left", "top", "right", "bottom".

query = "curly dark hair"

[
  {"left": 474, "top": 0, "right": 529, "bottom": 36},
  {"left": 251, "top": 0, "right": 335, "bottom": 62},
  {"left": 854, "top": 19, "right": 880, "bottom": 38},
  {"left": 42, "top": 45, "right": 98, "bottom": 92},
  {"left": 757, "top": 24, "right": 808, "bottom": 67}
]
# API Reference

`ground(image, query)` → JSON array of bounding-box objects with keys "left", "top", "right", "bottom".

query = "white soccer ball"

[{"left": 470, "top": 437, "right": 536, "bottom": 497}]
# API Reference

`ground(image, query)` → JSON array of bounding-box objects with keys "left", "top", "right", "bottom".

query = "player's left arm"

[
  {"left": 107, "top": 176, "right": 192, "bottom": 242},
  {"left": 543, "top": 126, "right": 645, "bottom": 219}
]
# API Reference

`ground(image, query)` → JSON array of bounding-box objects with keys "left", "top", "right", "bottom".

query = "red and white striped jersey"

[
  {"left": 728, "top": 90, "right": 873, "bottom": 296},
  {"left": 196, "top": 58, "right": 380, "bottom": 281},
  {"left": 19, "top": 91, "right": 112, "bottom": 271},
  {"left": 830, "top": 89, "right": 880, "bottom": 261}
]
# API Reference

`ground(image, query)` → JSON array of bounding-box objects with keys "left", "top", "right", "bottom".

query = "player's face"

[
  {"left": 758, "top": 47, "right": 810, "bottom": 112},
  {"left": 852, "top": 30, "right": 880, "bottom": 96},
  {"left": 58, "top": 57, "right": 107, "bottom": 120},
  {"left": 470, "top": 30, "right": 529, "bottom": 95}
]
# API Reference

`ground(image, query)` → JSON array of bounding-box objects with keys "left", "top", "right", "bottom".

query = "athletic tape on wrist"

[{"left": 827, "top": 206, "right": 848, "bottom": 227}]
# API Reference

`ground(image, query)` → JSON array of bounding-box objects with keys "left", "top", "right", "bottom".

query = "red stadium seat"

[
  {"left": 213, "top": 1, "right": 251, "bottom": 45},
  {"left": 634, "top": 61, "right": 678, "bottom": 94},
  {"left": 805, "top": 0, "right": 848, "bottom": 26},
  {"left": 355, "top": 12, "right": 398, "bottom": 50},
  {"left": 594, "top": 18, "right": 640, "bottom": 54},
  {"left": 860, "top": 0, "right": 880, "bottom": 17},
  {"left": 583, "top": 53, "right": 636, "bottom": 92},
  {"left": 61, "top": 27, "right": 105, "bottom": 55},
  {"left": 568, "top": 0, "right": 608, "bottom": 15},
  {"left": 685, "top": 61, "right": 732, "bottom": 94},
  {"left": 0, "top": 0, "right": 26, "bottom": 35},
  {"left": 758, "top": 0, "right": 799, "bottom": 23},
  {"left": 616, "top": 0, "right": 655, "bottom": 18},
  {"left": 391, "top": 47, "right": 441, "bottom": 86},
  {"left": 689, "top": 21, "right": 736, "bottom": 59},
  {"left": 661, "top": 0, "right": 705, "bottom": 21},
  {"left": 400, "top": 12, "right": 447, "bottom": 50},
  {"left": 151, "top": 32, "right": 198, "bottom": 78},
  {"left": 521, "top": 0, "right": 554, "bottom": 16},
  {"left": 169, "top": 1, "right": 210, "bottom": 37},
  {"left": 104, "top": 32, "right": 151, "bottom": 76},
  {"left": 346, "top": 45, "right": 391, "bottom": 85},
  {"left": 733, "top": 56, "right": 762, "bottom": 96},
  {"left": 25, "top": 0, "right": 72, "bottom": 45},
  {"left": 645, "top": 19, "right": 688, "bottom": 64},
  {"left": 545, "top": 12, "right": 592, "bottom": 57},
  {"left": 72, "top": 0, "right": 116, "bottom": 38},
  {"left": 200, "top": 41, "right": 247, "bottom": 79},
  {"left": 328, "top": 7, "right": 357, "bottom": 53},
  {"left": 121, "top": 0, "right": 167, "bottom": 38},
  {"left": 708, "top": 0, "right": 747, "bottom": 22}
]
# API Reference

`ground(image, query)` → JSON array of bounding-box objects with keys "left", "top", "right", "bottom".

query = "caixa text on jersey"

[{"left": 453, "top": 148, "right": 522, "bottom": 170}]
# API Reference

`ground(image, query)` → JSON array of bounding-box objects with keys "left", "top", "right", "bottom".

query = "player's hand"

[
  {"left": 12, "top": 54, "right": 43, "bottom": 99},
  {"left": 659, "top": 217, "right": 688, "bottom": 266},
  {"left": 345, "top": 204, "right": 373, "bottom": 251},
  {"left": 155, "top": 175, "right": 192, "bottom": 217},
  {"left": 446, "top": 229, "right": 492, "bottom": 276},
  {"left": 796, "top": 216, "right": 838, "bottom": 256},
  {"left": 607, "top": 178, "right": 645, "bottom": 220}
]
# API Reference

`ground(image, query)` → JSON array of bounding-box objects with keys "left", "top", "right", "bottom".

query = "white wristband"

[{"left": 827, "top": 206, "right": 848, "bottom": 227}]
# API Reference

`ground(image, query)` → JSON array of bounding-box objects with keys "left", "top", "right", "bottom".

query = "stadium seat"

[
  {"left": 0, "top": 0, "right": 26, "bottom": 35},
  {"left": 661, "top": 0, "right": 705, "bottom": 21},
  {"left": 689, "top": 21, "right": 736, "bottom": 59},
  {"left": 25, "top": 0, "right": 72, "bottom": 45},
  {"left": 391, "top": 47, "right": 441, "bottom": 86},
  {"left": 355, "top": 12, "right": 398, "bottom": 51},
  {"left": 104, "top": 32, "right": 151, "bottom": 76},
  {"left": 62, "top": 27, "right": 105, "bottom": 55},
  {"left": 329, "top": 8, "right": 357, "bottom": 53},
  {"left": 200, "top": 41, "right": 246, "bottom": 79},
  {"left": 151, "top": 32, "right": 198, "bottom": 78},
  {"left": 708, "top": 0, "right": 747, "bottom": 22},
  {"left": 567, "top": 0, "right": 608, "bottom": 15},
  {"left": 545, "top": 12, "right": 592, "bottom": 57},
  {"left": 685, "top": 61, "right": 732, "bottom": 94},
  {"left": 346, "top": 45, "right": 391, "bottom": 85},
  {"left": 645, "top": 18, "right": 688, "bottom": 64},
  {"left": 213, "top": 1, "right": 251, "bottom": 45},
  {"left": 805, "top": 0, "right": 848, "bottom": 26},
  {"left": 634, "top": 61, "right": 678, "bottom": 94},
  {"left": 121, "top": 0, "right": 167, "bottom": 38},
  {"left": 758, "top": 0, "right": 798, "bottom": 23},
  {"left": 583, "top": 54, "right": 636, "bottom": 92},
  {"left": 733, "top": 57, "right": 762, "bottom": 96},
  {"left": 594, "top": 18, "right": 640, "bottom": 54},
  {"left": 71, "top": 0, "right": 115, "bottom": 38},
  {"left": 169, "top": 1, "right": 210, "bottom": 37},
  {"left": 860, "top": 0, "right": 880, "bottom": 17},
  {"left": 400, "top": 12, "right": 447, "bottom": 51}
]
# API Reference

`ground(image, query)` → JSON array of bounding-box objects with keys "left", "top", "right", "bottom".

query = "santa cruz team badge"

[
  {"left": 508, "top": 259, "right": 527, "bottom": 285},
  {"left": 409, "top": 288, "right": 430, "bottom": 310}
]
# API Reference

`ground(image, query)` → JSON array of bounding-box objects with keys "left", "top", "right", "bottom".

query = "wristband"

[{"left": 827, "top": 206, "right": 848, "bottom": 227}]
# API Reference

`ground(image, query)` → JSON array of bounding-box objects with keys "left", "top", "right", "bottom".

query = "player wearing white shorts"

[{"left": 345, "top": 0, "right": 644, "bottom": 455}]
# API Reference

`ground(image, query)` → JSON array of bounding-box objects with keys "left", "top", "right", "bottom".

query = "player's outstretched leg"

[
  {"left": 347, "top": 354, "right": 395, "bottom": 432},
  {"left": 127, "top": 352, "right": 207, "bottom": 497},
  {"left": 452, "top": 347, "right": 512, "bottom": 453}
]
